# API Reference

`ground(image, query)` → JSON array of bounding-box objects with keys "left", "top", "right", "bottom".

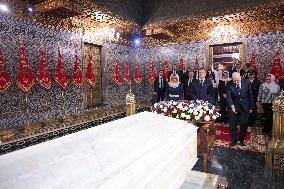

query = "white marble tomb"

[{"left": 0, "top": 112, "right": 198, "bottom": 189}]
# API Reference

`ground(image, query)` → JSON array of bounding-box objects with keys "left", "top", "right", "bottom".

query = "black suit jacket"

[
  {"left": 218, "top": 80, "right": 229, "bottom": 100},
  {"left": 229, "top": 68, "right": 245, "bottom": 78},
  {"left": 226, "top": 79, "right": 253, "bottom": 113},
  {"left": 179, "top": 69, "right": 188, "bottom": 83},
  {"left": 154, "top": 76, "right": 167, "bottom": 93},
  {"left": 244, "top": 69, "right": 257, "bottom": 79},
  {"left": 249, "top": 79, "right": 261, "bottom": 101},
  {"left": 184, "top": 77, "right": 196, "bottom": 99},
  {"left": 206, "top": 70, "right": 216, "bottom": 83},
  {"left": 191, "top": 79, "right": 213, "bottom": 102},
  {"left": 193, "top": 70, "right": 199, "bottom": 80}
]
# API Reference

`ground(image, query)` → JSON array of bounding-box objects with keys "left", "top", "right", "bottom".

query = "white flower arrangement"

[{"left": 153, "top": 100, "right": 220, "bottom": 124}]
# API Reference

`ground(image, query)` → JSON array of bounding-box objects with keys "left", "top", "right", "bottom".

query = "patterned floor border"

[{"left": 213, "top": 123, "right": 270, "bottom": 153}]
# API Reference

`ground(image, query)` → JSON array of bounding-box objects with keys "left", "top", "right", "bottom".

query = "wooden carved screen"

[{"left": 83, "top": 43, "right": 103, "bottom": 108}]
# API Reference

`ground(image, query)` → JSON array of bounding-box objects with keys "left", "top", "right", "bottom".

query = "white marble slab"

[
  {"left": 180, "top": 171, "right": 219, "bottom": 189},
  {"left": 0, "top": 112, "right": 198, "bottom": 189}
]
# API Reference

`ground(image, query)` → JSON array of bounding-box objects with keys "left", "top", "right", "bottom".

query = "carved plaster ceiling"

[
  {"left": 143, "top": 1, "right": 284, "bottom": 46},
  {"left": 11, "top": 0, "right": 140, "bottom": 44},
  {"left": 6, "top": 0, "right": 284, "bottom": 45}
]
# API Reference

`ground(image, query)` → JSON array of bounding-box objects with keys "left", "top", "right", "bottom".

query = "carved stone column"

[
  {"left": 266, "top": 91, "right": 284, "bottom": 169},
  {"left": 126, "top": 90, "right": 136, "bottom": 116}
]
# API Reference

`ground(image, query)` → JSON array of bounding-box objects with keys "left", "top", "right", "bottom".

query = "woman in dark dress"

[
  {"left": 166, "top": 74, "right": 184, "bottom": 101},
  {"left": 218, "top": 71, "right": 231, "bottom": 123}
]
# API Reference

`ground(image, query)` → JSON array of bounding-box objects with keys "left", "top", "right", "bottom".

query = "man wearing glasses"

[{"left": 226, "top": 72, "right": 253, "bottom": 147}]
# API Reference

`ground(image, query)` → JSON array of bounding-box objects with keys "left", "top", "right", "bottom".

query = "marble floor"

[{"left": 193, "top": 147, "right": 284, "bottom": 189}]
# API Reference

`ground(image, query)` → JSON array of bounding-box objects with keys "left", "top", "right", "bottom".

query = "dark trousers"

[
  {"left": 219, "top": 98, "right": 228, "bottom": 123},
  {"left": 228, "top": 107, "right": 249, "bottom": 143},
  {"left": 156, "top": 89, "right": 165, "bottom": 102},
  {"left": 262, "top": 103, "right": 273, "bottom": 132},
  {"left": 213, "top": 88, "right": 219, "bottom": 105},
  {"left": 249, "top": 101, "right": 257, "bottom": 126}
]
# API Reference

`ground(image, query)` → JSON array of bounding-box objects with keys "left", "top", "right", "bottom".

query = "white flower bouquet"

[{"left": 153, "top": 100, "right": 220, "bottom": 124}]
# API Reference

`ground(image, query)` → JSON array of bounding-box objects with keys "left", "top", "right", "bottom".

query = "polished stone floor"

[{"left": 193, "top": 148, "right": 284, "bottom": 189}]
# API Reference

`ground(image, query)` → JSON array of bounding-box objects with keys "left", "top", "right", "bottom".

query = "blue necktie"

[{"left": 236, "top": 84, "right": 241, "bottom": 94}]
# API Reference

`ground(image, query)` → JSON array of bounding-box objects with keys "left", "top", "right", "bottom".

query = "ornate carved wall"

[
  {"left": 101, "top": 44, "right": 152, "bottom": 106},
  {"left": 0, "top": 15, "right": 83, "bottom": 128},
  {"left": 0, "top": 15, "right": 137, "bottom": 128}
]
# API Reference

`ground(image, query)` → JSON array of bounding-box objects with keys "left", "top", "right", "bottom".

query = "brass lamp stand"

[
  {"left": 266, "top": 91, "right": 284, "bottom": 170},
  {"left": 126, "top": 89, "right": 136, "bottom": 116}
]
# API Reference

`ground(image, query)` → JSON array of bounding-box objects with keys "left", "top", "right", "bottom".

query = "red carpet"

[
  {"left": 215, "top": 125, "right": 251, "bottom": 142},
  {"left": 214, "top": 123, "right": 269, "bottom": 153}
]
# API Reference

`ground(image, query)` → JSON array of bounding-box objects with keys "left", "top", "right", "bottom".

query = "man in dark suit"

[
  {"left": 229, "top": 60, "right": 245, "bottom": 78},
  {"left": 206, "top": 68, "right": 216, "bottom": 83},
  {"left": 184, "top": 70, "right": 195, "bottom": 100},
  {"left": 227, "top": 72, "right": 253, "bottom": 146},
  {"left": 191, "top": 68, "right": 213, "bottom": 102},
  {"left": 193, "top": 64, "right": 200, "bottom": 80},
  {"left": 247, "top": 71, "right": 261, "bottom": 126},
  {"left": 229, "top": 60, "right": 236, "bottom": 78},
  {"left": 244, "top": 63, "right": 257, "bottom": 79},
  {"left": 206, "top": 67, "right": 218, "bottom": 104},
  {"left": 154, "top": 70, "right": 167, "bottom": 102},
  {"left": 179, "top": 67, "right": 189, "bottom": 84}
]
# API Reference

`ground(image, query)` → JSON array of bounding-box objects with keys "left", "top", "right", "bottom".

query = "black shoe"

[
  {"left": 229, "top": 142, "right": 237, "bottom": 147},
  {"left": 239, "top": 141, "right": 246, "bottom": 146}
]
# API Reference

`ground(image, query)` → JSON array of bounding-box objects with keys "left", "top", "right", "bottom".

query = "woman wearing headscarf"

[
  {"left": 257, "top": 74, "right": 280, "bottom": 133},
  {"left": 165, "top": 74, "right": 184, "bottom": 101}
]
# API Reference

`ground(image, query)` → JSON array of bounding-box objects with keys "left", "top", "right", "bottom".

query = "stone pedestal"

[
  {"left": 266, "top": 91, "right": 284, "bottom": 169},
  {"left": 126, "top": 90, "right": 136, "bottom": 116}
]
